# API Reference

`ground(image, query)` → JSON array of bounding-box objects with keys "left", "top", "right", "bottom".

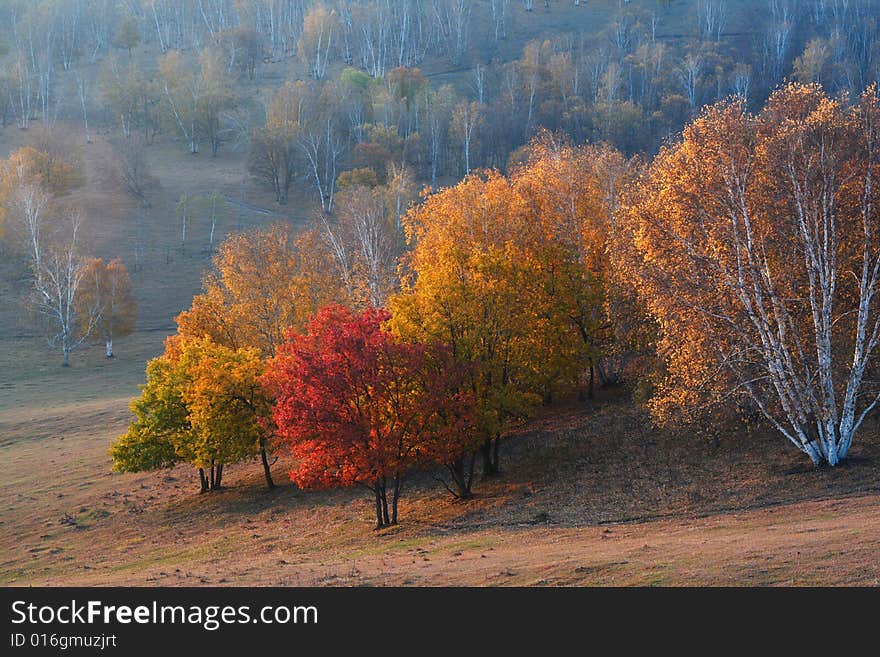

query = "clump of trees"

[
  {"left": 624, "top": 83, "right": 880, "bottom": 467},
  {"left": 111, "top": 336, "right": 275, "bottom": 492},
  {"left": 0, "top": 147, "right": 136, "bottom": 366},
  {"left": 114, "top": 84, "right": 880, "bottom": 534},
  {"left": 112, "top": 130, "right": 645, "bottom": 516}
]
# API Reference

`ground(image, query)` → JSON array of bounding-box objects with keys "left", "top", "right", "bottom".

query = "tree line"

[
  {"left": 113, "top": 82, "right": 880, "bottom": 527},
  {"left": 5, "top": 1, "right": 880, "bottom": 210}
]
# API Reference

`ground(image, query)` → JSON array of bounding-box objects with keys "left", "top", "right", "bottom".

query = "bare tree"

[
  {"left": 730, "top": 63, "right": 751, "bottom": 103},
  {"left": 74, "top": 70, "right": 91, "bottom": 143},
  {"left": 423, "top": 85, "right": 454, "bottom": 189},
  {"left": 105, "top": 138, "right": 158, "bottom": 208},
  {"left": 450, "top": 100, "right": 483, "bottom": 175},
  {"left": 677, "top": 52, "right": 704, "bottom": 110},
  {"left": 30, "top": 212, "right": 96, "bottom": 367},
  {"left": 298, "top": 81, "right": 345, "bottom": 212},
  {"left": 8, "top": 179, "right": 52, "bottom": 276},
  {"left": 698, "top": 0, "right": 726, "bottom": 42},
  {"left": 321, "top": 183, "right": 402, "bottom": 308}
]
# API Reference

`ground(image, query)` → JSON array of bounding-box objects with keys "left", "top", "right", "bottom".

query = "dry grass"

[
  {"left": 1, "top": 0, "right": 876, "bottom": 588},
  {"left": 2, "top": 376, "right": 879, "bottom": 587}
]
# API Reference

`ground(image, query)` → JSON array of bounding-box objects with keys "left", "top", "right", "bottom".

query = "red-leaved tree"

[{"left": 263, "top": 305, "right": 476, "bottom": 528}]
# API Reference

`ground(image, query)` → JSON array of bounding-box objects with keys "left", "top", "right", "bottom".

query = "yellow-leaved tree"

[
  {"left": 511, "top": 132, "right": 644, "bottom": 398},
  {"left": 389, "top": 171, "right": 578, "bottom": 487},
  {"left": 176, "top": 224, "right": 341, "bottom": 357},
  {"left": 111, "top": 336, "right": 276, "bottom": 491},
  {"left": 76, "top": 258, "right": 137, "bottom": 358}
]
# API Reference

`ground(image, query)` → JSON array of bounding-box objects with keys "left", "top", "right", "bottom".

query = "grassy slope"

[
  {"left": 2, "top": 1, "right": 878, "bottom": 587},
  {"left": 2, "top": 388, "right": 879, "bottom": 586}
]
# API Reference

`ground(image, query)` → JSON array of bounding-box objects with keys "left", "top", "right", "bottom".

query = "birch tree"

[
  {"left": 76, "top": 257, "right": 137, "bottom": 358},
  {"left": 322, "top": 182, "right": 402, "bottom": 308},
  {"left": 299, "top": 2, "right": 338, "bottom": 80},
  {"left": 30, "top": 211, "right": 96, "bottom": 367},
  {"left": 158, "top": 50, "right": 201, "bottom": 153},
  {"left": 626, "top": 84, "right": 880, "bottom": 467},
  {"left": 450, "top": 100, "right": 483, "bottom": 175},
  {"left": 297, "top": 80, "right": 345, "bottom": 212}
]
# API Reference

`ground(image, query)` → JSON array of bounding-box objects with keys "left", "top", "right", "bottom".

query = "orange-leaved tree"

[
  {"left": 263, "top": 305, "right": 477, "bottom": 526},
  {"left": 176, "top": 224, "right": 341, "bottom": 357},
  {"left": 511, "top": 131, "right": 645, "bottom": 398},
  {"left": 76, "top": 257, "right": 137, "bottom": 358},
  {"left": 389, "top": 171, "right": 576, "bottom": 478},
  {"left": 625, "top": 83, "right": 880, "bottom": 466}
]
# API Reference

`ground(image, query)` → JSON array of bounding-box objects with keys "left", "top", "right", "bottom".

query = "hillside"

[
  {"left": 2, "top": 0, "right": 880, "bottom": 589},
  {"left": 2, "top": 384, "right": 879, "bottom": 586}
]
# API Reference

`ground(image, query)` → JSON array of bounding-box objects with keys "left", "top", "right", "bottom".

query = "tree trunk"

[
  {"left": 446, "top": 453, "right": 475, "bottom": 499},
  {"left": 209, "top": 461, "right": 215, "bottom": 489},
  {"left": 480, "top": 438, "right": 500, "bottom": 476},
  {"left": 105, "top": 339, "right": 114, "bottom": 358},
  {"left": 391, "top": 475, "right": 401, "bottom": 525},
  {"left": 62, "top": 339, "right": 70, "bottom": 367},
  {"left": 260, "top": 446, "right": 275, "bottom": 489},
  {"left": 380, "top": 477, "right": 390, "bottom": 526},
  {"left": 199, "top": 468, "right": 208, "bottom": 493},
  {"left": 215, "top": 463, "right": 223, "bottom": 489},
  {"left": 373, "top": 481, "right": 384, "bottom": 529}
]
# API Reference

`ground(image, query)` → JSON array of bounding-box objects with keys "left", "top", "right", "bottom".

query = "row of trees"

[
  {"left": 9, "top": 1, "right": 880, "bottom": 198},
  {"left": 115, "top": 83, "right": 880, "bottom": 529},
  {"left": 0, "top": 145, "right": 136, "bottom": 365}
]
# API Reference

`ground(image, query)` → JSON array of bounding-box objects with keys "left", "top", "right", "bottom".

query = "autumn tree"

[
  {"left": 197, "top": 48, "right": 239, "bottom": 156},
  {"left": 389, "top": 171, "right": 575, "bottom": 476},
  {"left": 76, "top": 258, "right": 136, "bottom": 358},
  {"left": 99, "top": 57, "right": 161, "bottom": 142},
  {"left": 1, "top": 147, "right": 93, "bottom": 366},
  {"left": 110, "top": 352, "right": 185, "bottom": 478},
  {"left": 158, "top": 51, "right": 201, "bottom": 154},
  {"left": 112, "top": 336, "right": 276, "bottom": 491},
  {"left": 181, "top": 338, "right": 277, "bottom": 489},
  {"left": 299, "top": 3, "right": 339, "bottom": 80},
  {"left": 793, "top": 38, "right": 831, "bottom": 85},
  {"left": 248, "top": 82, "right": 303, "bottom": 204},
  {"left": 176, "top": 224, "right": 341, "bottom": 357},
  {"left": 28, "top": 211, "right": 96, "bottom": 367},
  {"left": 1, "top": 146, "right": 81, "bottom": 197},
  {"left": 625, "top": 83, "right": 880, "bottom": 467},
  {"left": 511, "top": 134, "right": 611, "bottom": 399},
  {"left": 158, "top": 49, "right": 238, "bottom": 155},
  {"left": 263, "top": 305, "right": 476, "bottom": 527}
]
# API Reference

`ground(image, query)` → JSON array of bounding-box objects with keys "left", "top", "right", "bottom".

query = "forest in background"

[{"left": 2, "top": 1, "right": 880, "bottom": 186}]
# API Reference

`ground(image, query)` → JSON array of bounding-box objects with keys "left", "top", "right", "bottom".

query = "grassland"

[{"left": 1, "top": 0, "right": 879, "bottom": 587}]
